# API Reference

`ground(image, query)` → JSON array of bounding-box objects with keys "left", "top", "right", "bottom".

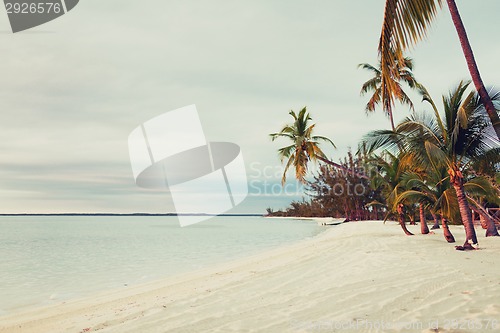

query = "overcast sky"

[{"left": 0, "top": 1, "right": 499, "bottom": 214}]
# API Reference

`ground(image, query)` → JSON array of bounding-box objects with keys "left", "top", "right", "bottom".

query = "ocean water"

[{"left": 0, "top": 216, "right": 325, "bottom": 315}]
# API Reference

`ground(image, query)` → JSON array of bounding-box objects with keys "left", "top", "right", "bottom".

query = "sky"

[{"left": 0, "top": 0, "right": 499, "bottom": 214}]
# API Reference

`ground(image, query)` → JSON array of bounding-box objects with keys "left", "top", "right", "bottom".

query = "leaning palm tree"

[
  {"left": 378, "top": 0, "right": 500, "bottom": 140},
  {"left": 359, "top": 56, "right": 419, "bottom": 130},
  {"left": 463, "top": 176, "right": 500, "bottom": 237},
  {"left": 270, "top": 107, "right": 367, "bottom": 184}
]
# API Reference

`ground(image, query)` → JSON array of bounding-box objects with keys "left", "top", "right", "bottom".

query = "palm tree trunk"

[
  {"left": 467, "top": 197, "right": 500, "bottom": 237},
  {"left": 479, "top": 213, "right": 488, "bottom": 229},
  {"left": 449, "top": 169, "right": 478, "bottom": 250},
  {"left": 388, "top": 109, "right": 396, "bottom": 132},
  {"left": 409, "top": 213, "right": 416, "bottom": 225},
  {"left": 445, "top": 0, "right": 500, "bottom": 140},
  {"left": 442, "top": 217, "right": 456, "bottom": 243},
  {"left": 317, "top": 156, "right": 368, "bottom": 179},
  {"left": 344, "top": 202, "right": 351, "bottom": 221},
  {"left": 430, "top": 212, "right": 440, "bottom": 229},
  {"left": 473, "top": 207, "right": 500, "bottom": 237},
  {"left": 419, "top": 205, "right": 429, "bottom": 234},
  {"left": 397, "top": 203, "right": 413, "bottom": 236}
]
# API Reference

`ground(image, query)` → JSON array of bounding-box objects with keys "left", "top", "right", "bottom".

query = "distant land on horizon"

[{"left": 0, "top": 213, "right": 264, "bottom": 217}]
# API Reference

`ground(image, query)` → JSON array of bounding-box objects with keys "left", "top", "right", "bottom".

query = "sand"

[{"left": 1, "top": 221, "right": 499, "bottom": 333}]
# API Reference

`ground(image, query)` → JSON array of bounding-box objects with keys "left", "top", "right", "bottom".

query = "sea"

[{"left": 0, "top": 215, "right": 325, "bottom": 316}]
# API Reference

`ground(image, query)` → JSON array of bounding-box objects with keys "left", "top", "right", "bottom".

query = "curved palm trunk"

[
  {"left": 430, "top": 212, "right": 440, "bottom": 229},
  {"left": 449, "top": 169, "right": 478, "bottom": 250},
  {"left": 419, "top": 205, "right": 429, "bottom": 234},
  {"left": 409, "top": 213, "right": 416, "bottom": 225},
  {"left": 446, "top": 0, "right": 500, "bottom": 140},
  {"left": 388, "top": 110, "right": 396, "bottom": 132},
  {"left": 317, "top": 156, "right": 368, "bottom": 179},
  {"left": 468, "top": 199, "right": 500, "bottom": 237},
  {"left": 397, "top": 203, "right": 413, "bottom": 236},
  {"left": 442, "top": 217, "right": 456, "bottom": 243},
  {"left": 479, "top": 214, "right": 488, "bottom": 229}
]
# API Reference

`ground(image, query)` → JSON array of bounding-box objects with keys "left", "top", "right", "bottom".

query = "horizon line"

[{"left": 0, "top": 213, "right": 264, "bottom": 217}]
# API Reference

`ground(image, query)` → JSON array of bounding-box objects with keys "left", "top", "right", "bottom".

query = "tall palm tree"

[
  {"left": 270, "top": 107, "right": 367, "bottom": 184},
  {"left": 378, "top": 0, "right": 500, "bottom": 140},
  {"left": 270, "top": 107, "right": 334, "bottom": 184},
  {"left": 422, "top": 82, "right": 498, "bottom": 249},
  {"left": 359, "top": 56, "right": 419, "bottom": 130}
]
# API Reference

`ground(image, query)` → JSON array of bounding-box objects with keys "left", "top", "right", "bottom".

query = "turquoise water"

[{"left": 0, "top": 216, "right": 325, "bottom": 315}]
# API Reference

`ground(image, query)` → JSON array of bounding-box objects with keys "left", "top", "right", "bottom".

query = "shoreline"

[
  {"left": 0, "top": 215, "right": 325, "bottom": 317},
  {"left": 1, "top": 221, "right": 500, "bottom": 333},
  {"left": 0, "top": 222, "right": 338, "bottom": 332},
  {"left": 263, "top": 216, "right": 346, "bottom": 225}
]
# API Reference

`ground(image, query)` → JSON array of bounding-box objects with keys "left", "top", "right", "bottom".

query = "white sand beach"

[{"left": 1, "top": 221, "right": 499, "bottom": 333}]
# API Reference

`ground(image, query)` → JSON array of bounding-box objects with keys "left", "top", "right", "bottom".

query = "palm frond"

[
  {"left": 360, "top": 77, "right": 381, "bottom": 95},
  {"left": 424, "top": 141, "right": 449, "bottom": 172},
  {"left": 312, "top": 135, "right": 336, "bottom": 148},
  {"left": 281, "top": 154, "right": 295, "bottom": 184},
  {"left": 464, "top": 176, "right": 499, "bottom": 203},
  {"left": 397, "top": 190, "right": 432, "bottom": 206},
  {"left": 277, "top": 144, "right": 296, "bottom": 161},
  {"left": 361, "top": 129, "right": 403, "bottom": 154},
  {"left": 438, "top": 188, "right": 461, "bottom": 224},
  {"left": 358, "top": 63, "right": 380, "bottom": 74},
  {"left": 378, "top": 0, "right": 443, "bottom": 120}
]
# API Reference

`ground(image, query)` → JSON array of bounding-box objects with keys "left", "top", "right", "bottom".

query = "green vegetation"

[
  {"left": 270, "top": 83, "right": 499, "bottom": 250},
  {"left": 269, "top": 107, "right": 336, "bottom": 184},
  {"left": 378, "top": 0, "right": 500, "bottom": 140},
  {"left": 268, "top": 0, "right": 500, "bottom": 251}
]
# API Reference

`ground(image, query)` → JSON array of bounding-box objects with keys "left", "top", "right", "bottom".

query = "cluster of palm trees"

[
  {"left": 362, "top": 81, "right": 500, "bottom": 250},
  {"left": 364, "top": 0, "right": 500, "bottom": 249},
  {"left": 269, "top": 0, "right": 500, "bottom": 251},
  {"left": 270, "top": 87, "right": 499, "bottom": 250}
]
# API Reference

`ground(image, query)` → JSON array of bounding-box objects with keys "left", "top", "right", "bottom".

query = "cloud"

[{"left": 0, "top": 0, "right": 499, "bottom": 213}]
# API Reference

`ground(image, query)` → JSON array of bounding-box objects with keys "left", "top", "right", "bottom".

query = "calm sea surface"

[{"left": 0, "top": 216, "right": 325, "bottom": 315}]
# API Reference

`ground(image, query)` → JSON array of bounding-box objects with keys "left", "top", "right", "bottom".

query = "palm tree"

[
  {"left": 270, "top": 107, "right": 333, "bottom": 184},
  {"left": 463, "top": 176, "right": 500, "bottom": 237},
  {"left": 359, "top": 56, "right": 419, "bottom": 130},
  {"left": 397, "top": 172, "right": 430, "bottom": 235},
  {"left": 378, "top": 0, "right": 500, "bottom": 140},
  {"left": 397, "top": 169, "right": 459, "bottom": 242},
  {"left": 270, "top": 107, "right": 367, "bottom": 184},
  {"left": 368, "top": 152, "right": 414, "bottom": 235},
  {"left": 366, "top": 81, "right": 499, "bottom": 250},
  {"left": 469, "top": 147, "right": 500, "bottom": 236}
]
